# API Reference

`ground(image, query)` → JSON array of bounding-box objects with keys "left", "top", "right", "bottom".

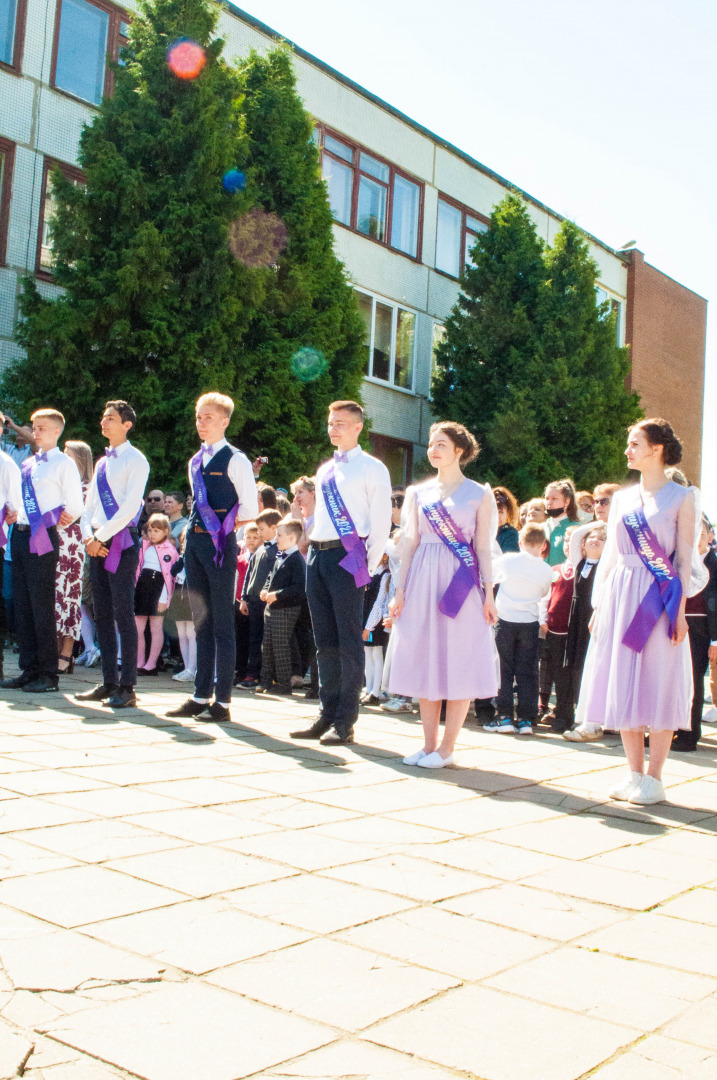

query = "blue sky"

[{"left": 236, "top": 0, "right": 715, "bottom": 511}]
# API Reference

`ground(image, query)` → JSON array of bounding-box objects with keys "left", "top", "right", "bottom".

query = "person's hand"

[
  {"left": 239, "top": 599, "right": 248, "bottom": 616},
  {"left": 259, "top": 589, "right": 268, "bottom": 602},
  {"left": 709, "top": 644, "right": 717, "bottom": 664},
  {"left": 672, "top": 613, "right": 688, "bottom": 646},
  {"left": 157, "top": 602, "right": 167, "bottom": 614},
  {"left": 58, "top": 510, "right": 74, "bottom": 527},
  {"left": 588, "top": 611, "right": 596, "bottom": 634},
  {"left": 266, "top": 592, "right": 277, "bottom": 606},
  {"left": 540, "top": 623, "right": 548, "bottom": 635},
  {"left": 85, "top": 537, "right": 109, "bottom": 557},
  {"left": 483, "top": 595, "right": 498, "bottom": 626},
  {"left": 362, "top": 628, "right": 370, "bottom": 641},
  {"left": 383, "top": 615, "right": 393, "bottom": 629},
  {"left": 389, "top": 586, "right": 404, "bottom": 621},
  {"left": 5, "top": 510, "right": 17, "bottom": 525},
  {"left": 251, "top": 457, "right": 265, "bottom": 477}
]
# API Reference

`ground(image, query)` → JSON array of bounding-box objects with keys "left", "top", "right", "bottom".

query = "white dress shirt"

[
  {"left": 312, "top": 446, "right": 392, "bottom": 575},
  {"left": 494, "top": 550, "right": 554, "bottom": 623},
  {"left": 17, "top": 446, "right": 84, "bottom": 526},
  {"left": 187, "top": 438, "right": 259, "bottom": 522},
  {"left": 0, "top": 449, "right": 23, "bottom": 517},
  {"left": 81, "top": 440, "right": 150, "bottom": 542}
]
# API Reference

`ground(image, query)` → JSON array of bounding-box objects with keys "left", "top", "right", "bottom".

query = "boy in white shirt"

[{"left": 485, "top": 523, "right": 553, "bottom": 735}]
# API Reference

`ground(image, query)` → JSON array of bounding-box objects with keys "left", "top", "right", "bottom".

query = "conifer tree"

[
  {"left": 432, "top": 194, "right": 642, "bottom": 498},
  {"left": 233, "top": 46, "right": 365, "bottom": 480},
  {"left": 6, "top": 0, "right": 263, "bottom": 482}
]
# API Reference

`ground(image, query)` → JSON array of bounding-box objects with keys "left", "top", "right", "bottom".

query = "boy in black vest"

[
  {"left": 256, "top": 518, "right": 306, "bottom": 696},
  {"left": 236, "top": 508, "right": 281, "bottom": 689},
  {"left": 167, "top": 393, "right": 258, "bottom": 723}
]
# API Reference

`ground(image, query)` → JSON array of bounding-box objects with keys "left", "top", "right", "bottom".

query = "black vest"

[{"left": 189, "top": 445, "right": 237, "bottom": 528}]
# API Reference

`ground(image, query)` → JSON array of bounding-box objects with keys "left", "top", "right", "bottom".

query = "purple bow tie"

[
  {"left": 202, "top": 443, "right": 214, "bottom": 456},
  {"left": 105, "top": 447, "right": 118, "bottom": 459},
  {"left": 333, "top": 450, "right": 349, "bottom": 464},
  {"left": 36, "top": 451, "right": 48, "bottom": 464}
]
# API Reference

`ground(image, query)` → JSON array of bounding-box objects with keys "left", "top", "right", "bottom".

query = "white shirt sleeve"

[
  {"left": 365, "top": 460, "right": 392, "bottom": 576},
  {"left": 61, "top": 457, "right": 85, "bottom": 523},
  {"left": 80, "top": 470, "right": 99, "bottom": 542},
  {"left": 229, "top": 451, "right": 259, "bottom": 522},
  {"left": 0, "top": 455, "right": 22, "bottom": 514},
  {"left": 94, "top": 453, "right": 150, "bottom": 543}
]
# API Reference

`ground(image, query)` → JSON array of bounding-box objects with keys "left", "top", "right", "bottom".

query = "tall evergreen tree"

[
  {"left": 234, "top": 46, "right": 365, "bottom": 480},
  {"left": 432, "top": 194, "right": 642, "bottom": 498},
  {"left": 4, "top": 0, "right": 261, "bottom": 482},
  {"left": 431, "top": 194, "right": 545, "bottom": 491}
]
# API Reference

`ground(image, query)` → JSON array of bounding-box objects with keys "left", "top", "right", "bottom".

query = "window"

[
  {"left": 435, "top": 196, "right": 489, "bottom": 277},
  {"left": 51, "top": 0, "right": 128, "bottom": 105},
  {"left": 596, "top": 286, "right": 623, "bottom": 345},
  {"left": 318, "top": 127, "right": 423, "bottom": 259},
  {"left": 0, "top": 138, "right": 16, "bottom": 265},
  {"left": 370, "top": 434, "right": 413, "bottom": 486},
  {"left": 356, "top": 289, "right": 417, "bottom": 391},
  {"left": 36, "top": 158, "right": 85, "bottom": 278},
  {"left": 0, "top": 0, "right": 27, "bottom": 70}
]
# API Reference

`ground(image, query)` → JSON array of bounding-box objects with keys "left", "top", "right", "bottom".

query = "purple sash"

[
  {"left": 190, "top": 449, "right": 238, "bottom": 567},
  {"left": 622, "top": 503, "right": 682, "bottom": 652},
  {"left": 320, "top": 465, "right": 370, "bottom": 587},
  {"left": 21, "top": 458, "right": 61, "bottom": 555},
  {"left": 420, "top": 495, "right": 483, "bottom": 618},
  {"left": 96, "top": 458, "right": 141, "bottom": 573},
  {"left": 0, "top": 505, "right": 7, "bottom": 548}
]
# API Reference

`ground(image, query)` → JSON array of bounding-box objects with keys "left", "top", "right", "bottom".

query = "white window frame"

[
  {"left": 356, "top": 287, "right": 418, "bottom": 394},
  {"left": 595, "top": 284, "right": 625, "bottom": 346}
]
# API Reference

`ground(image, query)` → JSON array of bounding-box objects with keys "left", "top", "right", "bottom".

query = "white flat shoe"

[
  {"left": 609, "top": 771, "right": 643, "bottom": 801},
  {"left": 418, "top": 751, "right": 454, "bottom": 769},
  {"left": 402, "top": 749, "right": 427, "bottom": 766},
  {"left": 563, "top": 726, "right": 602, "bottom": 742},
  {"left": 628, "top": 775, "right": 666, "bottom": 805}
]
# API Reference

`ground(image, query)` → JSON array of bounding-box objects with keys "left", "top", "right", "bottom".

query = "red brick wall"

[{"left": 625, "top": 250, "right": 707, "bottom": 484}]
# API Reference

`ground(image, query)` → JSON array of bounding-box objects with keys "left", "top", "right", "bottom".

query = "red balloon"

[{"left": 167, "top": 40, "right": 206, "bottom": 80}]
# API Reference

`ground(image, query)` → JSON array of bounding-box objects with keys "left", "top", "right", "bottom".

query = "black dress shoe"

[
  {"left": 106, "top": 687, "right": 137, "bottom": 708},
  {"left": 290, "top": 717, "right": 333, "bottom": 739},
  {"left": 320, "top": 728, "right": 355, "bottom": 745},
  {"left": 196, "top": 702, "right": 231, "bottom": 723},
  {"left": 166, "top": 698, "right": 207, "bottom": 718},
  {"left": 76, "top": 683, "right": 119, "bottom": 702},
  {"left": 672, "top": 736, "right": 697, "bottom": 752},
  {"left": 0, "top": 673, "right": 33, "bottom": 689},
  {"left": 22, "top": 675, "right": 59, "bottom": 693},
  {"left": 137, "top": 667, "right": 158, "bottom": 676}
]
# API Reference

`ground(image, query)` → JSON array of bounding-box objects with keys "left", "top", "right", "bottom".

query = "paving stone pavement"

[{"left": 1, "top": 663, "right": 717, "bottom": 1080}]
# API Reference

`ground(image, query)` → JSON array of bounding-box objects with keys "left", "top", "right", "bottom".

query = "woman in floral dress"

[{"left": 55, "top": 441, "right": 93, "bottom": 673}]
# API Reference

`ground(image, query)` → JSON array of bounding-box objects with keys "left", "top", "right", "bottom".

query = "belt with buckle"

[
  {"left": 310, "top": 539, "right": 344, "bottom": 551},
  {"left": 14, "top": 524, "right": 32, "bottom": 532},
  {"left": 193, "top": 525, "right": 209, "bottom": 534}
]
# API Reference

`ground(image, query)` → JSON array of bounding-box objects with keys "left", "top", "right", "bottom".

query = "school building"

[{"left": 0, "top": 0, "right": 707, "bottom": 482}]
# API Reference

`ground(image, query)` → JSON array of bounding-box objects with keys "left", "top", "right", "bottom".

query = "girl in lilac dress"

[
  {"left": 389, "top": 422, "right": 499, "bottom": 768},
  {"left": 575, "top": 419, "right": 707, "bottom": 805}
]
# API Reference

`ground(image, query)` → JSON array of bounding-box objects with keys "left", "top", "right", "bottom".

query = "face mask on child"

[
  {"left": 577, "top": 507, "right": 594, "bottom": 523},
  {"left": 546, "top": 507, "right": 564, "bottom": 519}
]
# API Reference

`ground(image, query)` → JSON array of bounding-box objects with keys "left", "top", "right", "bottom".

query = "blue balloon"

[{"left": 222, "top": 169, "right": 246, "bottom": 194}]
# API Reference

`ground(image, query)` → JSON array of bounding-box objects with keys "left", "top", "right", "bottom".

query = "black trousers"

[
  {"left": 306, "top": 545, "right": 365, "bottom": 733},
  {"left": 12, "top": 526, "right": 59, "bottom": 679},
  {"left": 245, "top": 596, "right": 265, "bottom": 679},
  {"left": 496, "top": 619, "right": 540, "bottom": 721},
  {"left": 185, "top": 530, "right": 237, "bottom": 704},
  {"left": 235, "top": 601, "right": 250, "bottom": 681},
  {"left": 543, "top": 631, "right": 576, "bottom": 723},
  {"left": 292, "top": 598, "right": 318, "bottom": 693},
  {"left": 90, "top": 539, "right": 140, "bottom": 688},
  {"left": 261, "top": 605, "right": 301, "bottom": 690},
  {"left": 687, "top": 617, "right": 710, "bottom": 745}
]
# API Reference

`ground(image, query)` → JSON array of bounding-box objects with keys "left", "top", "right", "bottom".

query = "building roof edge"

[{"left": 223, "top": 3, "right": 627, "bottom": 264}]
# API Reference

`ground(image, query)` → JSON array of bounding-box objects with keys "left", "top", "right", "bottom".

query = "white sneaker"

[
  {"left": 703, "top": 707, "right": 717, "bottom": 725},
  {"left": 418, "top": 751, "right": 454, "bottom": 769},
  {"left": 628, "top": 775, "right": 666, "bottom": 805},
  {"left": 172, "top": 668, "right": 196, "bottom": 682},
  {"left": 609, "top": 771, "right": 643, "bottom": 801},
  {"left": 563, "top": 726, "right": 603, "bottom": 742},
  {"left": 75, "top": 649, "right": 90, "bottom": 667},
  {"left": 402, "top": 749, "right": 427, "bottom": 766},
  {"left": 381, "top": 697, "right": 414, "bottom": 714},
  {"left": 86, "top": 646, "right": 101, "bottom": 667}
]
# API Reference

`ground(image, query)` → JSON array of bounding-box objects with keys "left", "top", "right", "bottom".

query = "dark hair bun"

[
  {"left": 429, "top": 422, "right": 480, "bottom": 465},
  {"left": 636, "top": 418, "right": 682, "bottom": 467}
]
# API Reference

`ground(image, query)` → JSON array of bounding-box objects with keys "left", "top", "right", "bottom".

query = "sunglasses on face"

[{"left": 594, "top": 498, "right": 610, "bottom": 507}]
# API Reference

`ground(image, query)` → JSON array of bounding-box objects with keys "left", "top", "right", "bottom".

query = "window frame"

[
  {"left": 369, "top": 433, "right": 414, "bottom": 487},
  {"left": 355, "top": 286, "right": 418, "bottom": 394},
  {"left": 0, "top": 137, "right": 16, "bottom": 266},
  {"left": 50, "top": 0, "right": 129, "bottom": 106},
  {"left": 0, "top": 0, "right": 28, "bottom": 73},
  {"left": 317, "top": 124, "right": 424, "bottom": 263},
  {"left": 35, "top": 156, "right": 86, "bottom": 281},
  {"left": 434, "top": 192, "right": 490, "bottom": 279}
]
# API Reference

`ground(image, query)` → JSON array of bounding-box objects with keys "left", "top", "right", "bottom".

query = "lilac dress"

[
  {"left": 389, "top": 477, "right": 499, "bottom": 701},
  {"left": 575, "top": 481, "right": 704, "bottom": 731}
]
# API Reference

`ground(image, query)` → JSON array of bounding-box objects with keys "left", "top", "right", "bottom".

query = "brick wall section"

[{"left": 625, "top": 250, "right": 707, "bottom": 484}]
